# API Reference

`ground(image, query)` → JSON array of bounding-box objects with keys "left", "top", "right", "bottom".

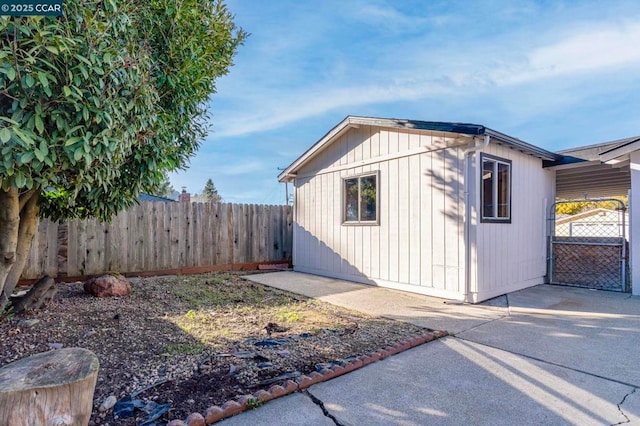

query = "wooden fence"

[{"left": 22, "top": 202, "right": 292, "bottom": 280}]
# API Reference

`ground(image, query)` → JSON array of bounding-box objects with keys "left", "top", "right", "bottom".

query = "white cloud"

[
  {"left": 353, "top": 3, "right": 429, "bottom": 28},
  {"left": 348, "top": 1, "right": 455, "bottom": 30},
  {"left": 210, "top": 15, "right": 640, "bottom": 140},
  {"left": 172, "top": 1, "right": 640, "bottom": 206},
  {"left": 211, "top": 82, "right": 451, "bottom": 138},
  {"left": 494, "top": 20, "right": 640, "bottom": 85}
]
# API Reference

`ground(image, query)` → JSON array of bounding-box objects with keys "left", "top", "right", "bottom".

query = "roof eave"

[
  {"left": 278, "top": 116, "right": 355, "bottom": 183},
  {"left": 600, "top": 138, "right": 640, "bottom": 162},
  {"left": 278, "top": 116, "right": 561, "bottom": 181},
  {"left": 484, "top": 129, "right": 560, "bottom": 162}
]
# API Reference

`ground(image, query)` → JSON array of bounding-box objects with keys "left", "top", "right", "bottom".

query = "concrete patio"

[{"left": 219, "top": 271, "right": 640, "bottom": 425}]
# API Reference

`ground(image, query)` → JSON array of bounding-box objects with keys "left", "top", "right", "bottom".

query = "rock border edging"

[{"left": 165, "top": 330, "right": 449, "bottom": 426}]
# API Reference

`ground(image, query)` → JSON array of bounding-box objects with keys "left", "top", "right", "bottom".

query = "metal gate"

[{"left": 548, "top": 199, "right": 628, "bottom": 292}]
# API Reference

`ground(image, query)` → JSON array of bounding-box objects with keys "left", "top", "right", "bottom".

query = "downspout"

[
  {"left": 290, "top": 179, "right": 296, "bottom": 269},
  {"left": 462, "top": 134, "right": 490, "bottom": 302}
]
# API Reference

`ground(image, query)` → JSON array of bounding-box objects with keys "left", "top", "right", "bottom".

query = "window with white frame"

[
  {"left": 344, "top": 173, "right": 378, "bottom": 224},
  {"left": 481, "top": 154, "right": 511, "bottom": 223}
]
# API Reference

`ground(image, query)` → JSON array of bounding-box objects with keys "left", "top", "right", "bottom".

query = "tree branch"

[{"left": 18, "top": 188, "right": 39, "bottom": 212}]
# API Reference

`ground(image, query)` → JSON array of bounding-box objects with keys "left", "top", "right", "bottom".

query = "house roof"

[
  {"left": 278, "top": 116, "right": 561, "bottom": 182},
  {"left": 138, "top": 192, "right": 177, "bottom": 202},
  {"left": 551, "top": 136, "right": 640, "bottom": 164},
  {"left": 549, "top": 136, "right": 640, "bottom": 199},
  {"left": 556, "top": 208, "right": 625, "bottom": 225}
]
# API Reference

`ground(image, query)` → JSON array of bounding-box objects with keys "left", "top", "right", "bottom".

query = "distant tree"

[
  {"left": 0, "top": 0, "right": 245, "bottom": 311},
  {"left": 202, "top": 179, "right": 223, "bottom": 203},
  {"left": 149, "top": 176, "right": 175, "bottom": 199}
]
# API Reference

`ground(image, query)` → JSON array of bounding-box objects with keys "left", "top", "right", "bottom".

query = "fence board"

[
  {"left": 233, "top": 204, "right": 242, "bottom": 263},
  {"left": 202, "top": 203, "right": 211, "bottom": 265},
  {"left": 66, "top": 220, "right": 80, "bottom": 277},
  {"left": 116, "top": 210, "right": 129, "bottom": 272},
  {"left": 22, "top": 202, "right": 291, "bottom": 279},
  {"left": 160, "top": 202, "right": 171, "bottom": 271},
  {"left": 257, "top": 205, "right": 265, "bottom": 262},
  {"left": 42, "top": 220, "right": 59, "bottom": 276},
  {"left": 210, "top": 202, "right": 219, "bottom": 265},
  {"left": 251, "top": 204, "right": 257, "bottom": 262},
  {"left": 127, "top": 209, "right": 137, "bottom": 273},
  {"left": 57, "top": 223, "right": 68, "bottom": 275}
]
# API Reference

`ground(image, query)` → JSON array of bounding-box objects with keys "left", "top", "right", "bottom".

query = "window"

[
  {"left": 344, "top": 173, "right": 378, "bottom": 224},
  {"left": 481, "top": 154, "right": 511, "bottom": 223}
]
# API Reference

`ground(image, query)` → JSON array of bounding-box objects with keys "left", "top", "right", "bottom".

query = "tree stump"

[{"left": 0, "top": 348, "right": 99, "bottom": 426}]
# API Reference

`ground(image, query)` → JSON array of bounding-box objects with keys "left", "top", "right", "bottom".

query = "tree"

[
  {"left": 0, "top": 1, "right": 246, "bottom": 311},
  {"left": 556, "top": 196, "right": 627, "bottom": 216},
  {"left": 202, "top": 178, "right": 222, "bottom": 203},
  {"left": 149, "top": 175, "right": 175, "bottom": 200}
]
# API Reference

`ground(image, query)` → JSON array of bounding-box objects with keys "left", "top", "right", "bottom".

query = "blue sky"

[{"left": 169, "top": 0, "right": 640, "bottom": 204}]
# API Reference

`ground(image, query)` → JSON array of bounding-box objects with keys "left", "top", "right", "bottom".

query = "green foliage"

[
  {"left": 40, "top": 187, "right": 86, "bottom": 219},
  {"left": 202, "top": 178, "right": 222, "bottom": 202},
  {"left": 276, "top": 308, "right": 302, "bottom": 323},
  {"left": 168, "top": 274, "right": 293, "bottom": 308},
  {"left": 246, "top": 397, "right": 263, "bottom": 410},
  {"left": 0, "top": 1, "right": 245, "bottom": 221},
  {"left": 556, "top": 196, "right": 627, "bottom": 216},
  {"left": 148, "top": 175, "right": 175, "bottom": 199}
]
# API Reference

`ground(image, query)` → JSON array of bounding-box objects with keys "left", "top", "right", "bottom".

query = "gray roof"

[
  {"left": 277, "top": 115, "right": 639, "bottom": 196},
  {"left": 357, "top": 117, "right": 561, "bottom": 161},
  {"left": 551, "top": 136, "right": 640, "bottom": 199},
  {"left": 138, "top": 192, "right": 177, "bottom": 202},
  {"left": 553, "top": 136, "right": 640, "bottom": 163},
  {"left": 279, "top": 116, "right": 560, "bottom": 182}
]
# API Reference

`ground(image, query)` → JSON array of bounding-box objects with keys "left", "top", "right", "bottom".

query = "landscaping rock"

[
  {"left": 83, "top": 274, "right": 131, "bottom": 298},
  {"left": 253, "top": 337, "right": 292, "bottom": 347},
  {"left": 18, "top": 319, "right": 40, "bottom": 328},
  {"left": 99, "top": 395, "right": 117, "bottom": 412}
]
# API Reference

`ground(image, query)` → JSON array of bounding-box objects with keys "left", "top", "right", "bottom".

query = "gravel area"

[{"left": 0, "top": 272, "right": 428, "bottom": 425}]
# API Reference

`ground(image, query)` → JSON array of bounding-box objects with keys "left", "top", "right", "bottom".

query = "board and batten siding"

[
  {"left": 292, "top": 124, "right": 469, "bottom": 299},
  {"left": 469, "top": 143, "right": 555, "bottom": 302}
]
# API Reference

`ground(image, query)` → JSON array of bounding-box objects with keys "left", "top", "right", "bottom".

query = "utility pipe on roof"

[{"left": 462, "top": 134, "right": 490, "bottom": 302}]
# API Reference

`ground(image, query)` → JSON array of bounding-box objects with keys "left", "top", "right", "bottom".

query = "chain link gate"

[{"left": 548, "top": 198, "right": 628, "bottom": 292}]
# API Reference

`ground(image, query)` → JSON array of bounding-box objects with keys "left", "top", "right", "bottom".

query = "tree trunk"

[
  {"left": 0, "top": 347, "right": 99, "bottom": 426},
  {"left": 2, "top": 189, "right": 40, "bottom": 309},
  {"left": 0, "top": 188, "right": 20, "bottom": 309}
]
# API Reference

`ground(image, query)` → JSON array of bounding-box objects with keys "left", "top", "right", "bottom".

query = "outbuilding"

[
  {"left": 555, "top": 208, "right": 627, "bottom": 238},
  {"left": 278, "top": 116, "right": 561, "bottom": 303}
]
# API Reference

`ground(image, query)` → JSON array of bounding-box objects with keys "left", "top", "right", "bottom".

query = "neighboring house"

[
  {"left": 138, "top": 192, "right": 177, "bottom": 202},
  {"left": 555, "top": 208, "right": 628, "bottom": 238},
  {"left": 278, "top": 116, "right": 559, "bottom": 303}
]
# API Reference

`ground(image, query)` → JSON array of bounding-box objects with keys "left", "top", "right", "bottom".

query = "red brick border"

[{"left": 165, "top": 330, "right": 449, "bottom": 425}]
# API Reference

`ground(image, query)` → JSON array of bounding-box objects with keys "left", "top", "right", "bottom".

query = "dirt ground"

[{"left": 0, "top": 272, "right": 428, "bottom": 425}]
